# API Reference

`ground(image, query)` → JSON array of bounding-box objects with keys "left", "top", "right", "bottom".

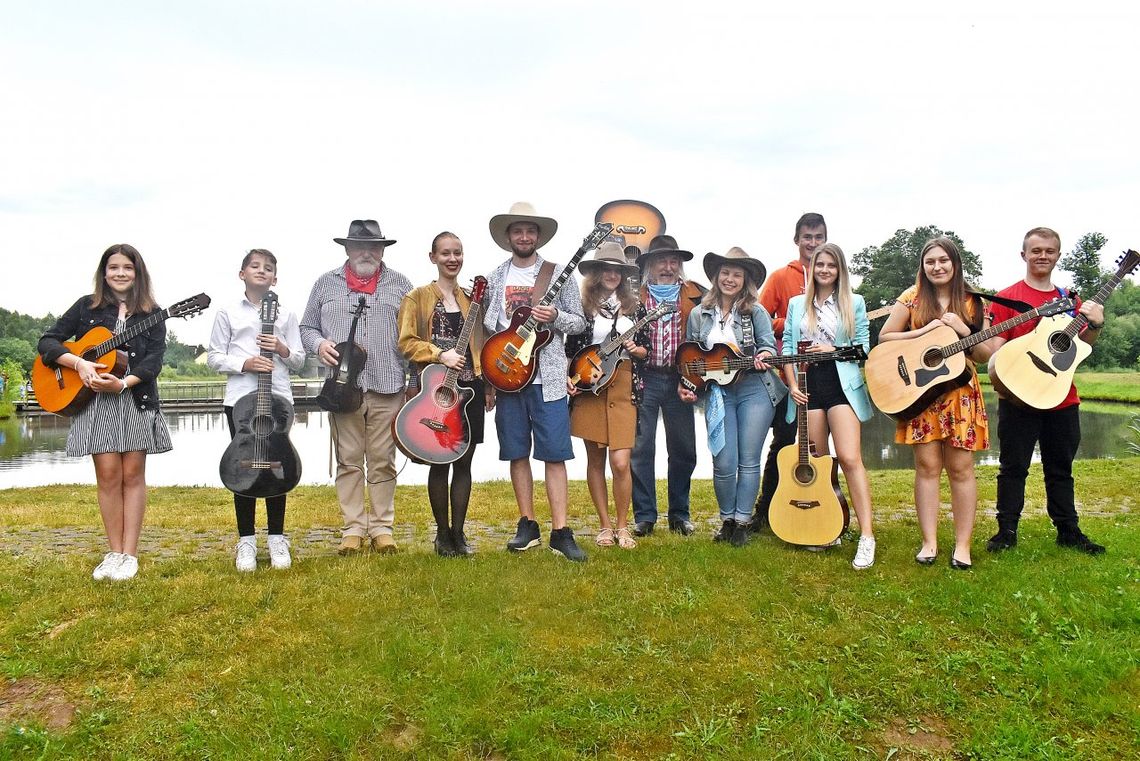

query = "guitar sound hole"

[
  {"left": 251, "top": 414, "right": 273, "bottom": 436},
  {"left": 1048, "top": 332, "right": 1072, "bottom": 353},
  {"left": 922, "top": 348, "right": 943, "bottom": 369},
  {"left": 433, "top": 388, "right": 457, "bottom": 408},
  {"left": 793, "top": 463, "right": 815, "bottom": 485}
]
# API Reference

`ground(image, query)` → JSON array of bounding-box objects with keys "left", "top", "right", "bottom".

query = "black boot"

[{"left": 434, "top": 526, "right": 456, "bottom": 557}]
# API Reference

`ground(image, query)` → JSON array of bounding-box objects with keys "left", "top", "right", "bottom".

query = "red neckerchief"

[{"left": 344, "top": 263, "right": 382, "bottom": 294}]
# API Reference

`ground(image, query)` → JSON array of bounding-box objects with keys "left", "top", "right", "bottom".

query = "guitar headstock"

[
  {"left": 168, "top": 293, "right": 211, "bottom": 319},
  {"left": 470, "top": 275, "right": 488, "bottom": 304},
  {"left": 1040, "top": 297, "right": 1077, "bottom": 317},
  {"left": 1116, "top": 249, "right": 1140, "bottom": 277},
  {"left": 260, "top": 291, "right": 280, "bottom": 323},
  {"left": 833, "top": 343, "right": 868, "bottom": 363},
  {"left": 583, "top": 222, "right": 614, "bottom": 251},
  {"left": 653, "top": 301, "right": 677, "bottom": 319}
]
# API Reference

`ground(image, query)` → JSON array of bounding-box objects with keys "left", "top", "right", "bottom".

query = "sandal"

[
  {"left": 595, "top": 527, "right": 615, "bottom": 547},
  {"left": 616, "top": 526, "right": 637, "bottom": 549}
]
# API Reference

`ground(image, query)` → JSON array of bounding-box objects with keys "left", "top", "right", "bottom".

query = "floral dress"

[{"left": 892, "top": 286, "right": 989, "bottom": 451}]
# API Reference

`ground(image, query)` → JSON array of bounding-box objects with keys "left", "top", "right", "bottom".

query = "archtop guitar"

[{"left": 568, "top": 301, "right": 675, "bottom": 394}]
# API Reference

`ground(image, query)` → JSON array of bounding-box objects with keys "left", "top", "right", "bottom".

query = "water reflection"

[{"left": 1, "top": 395, "right": 1135, "bottom": 488}]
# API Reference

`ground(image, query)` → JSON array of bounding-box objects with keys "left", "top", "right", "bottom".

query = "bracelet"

[
  {"left": 118, "top": 378, "right": 129, "bottom": 394},
  {"left": 1087, "top": 320, "right": 1104, "bottom": 330}
]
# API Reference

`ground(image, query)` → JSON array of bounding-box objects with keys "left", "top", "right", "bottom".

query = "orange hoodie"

[{"left": 758, "top": 259, "right": 808, "bottom": 340}]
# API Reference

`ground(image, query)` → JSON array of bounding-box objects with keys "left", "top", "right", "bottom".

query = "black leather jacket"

[{"left": 38, "top": 296, "right": 167, "bottom": 411}]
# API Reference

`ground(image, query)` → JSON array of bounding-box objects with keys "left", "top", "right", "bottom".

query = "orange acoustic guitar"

[
  {"left": 32, "top": 293, "right": 211, "bottom": 416},
  {"left": 481, "top": 222, "right": 613, "bottom": 392},
  {"left": 769, "top": 346, "right": 850, "bottom": 546}
]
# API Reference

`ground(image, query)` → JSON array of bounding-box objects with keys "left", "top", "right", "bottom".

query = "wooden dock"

[{"left": 17, "top": 379, "right": 328, "bottom": 415}]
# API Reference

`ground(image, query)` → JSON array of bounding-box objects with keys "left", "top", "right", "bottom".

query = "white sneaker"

[
  {"left": 110, "top": 554, "right": 139, "bottom": 581},
  {"left": 92, "top": 552, "right": 123, "bottom": 580},
  {"left": 852, "top": 535, "right": 876, "bottom": 570},
  {"left": 235, "top": 541, "right": 257, "bottom": 572},
  {"left": 267, "top": 535, "right": 292, "bottom": 570}
]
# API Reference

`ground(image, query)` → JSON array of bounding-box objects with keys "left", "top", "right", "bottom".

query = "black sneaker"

[
  {"left": 730, "top": 521, "right": 749, "bottom": 547},
  {"left": 713, "top": 519, "right": 734, "bottom": 543},
  {"left": 453, "top": 529, "right": 475, "bottom": 557},
  {"left": 986, "top": 529, "right": 1018, "bottom": 553},
  {"left": 746, "top": 515, "right": 769, "bottom": 534},
  {"left": 433, "top": 527, "right": 456, "bottom": 557},
  {"left": 668, "top": 520, "right": 696, "bottom": 536},
  {"left": 631, "top": 521, "right": 655, "bottom": 537},
  {"left": 506, "top": 518, "right": 541, "bottom": 552},
  {"left": 1057, "top": 531, "right": 1106, "bottom": 555},
  {"left": 549, "top": 527, "right": 587, "bottom": 562}
]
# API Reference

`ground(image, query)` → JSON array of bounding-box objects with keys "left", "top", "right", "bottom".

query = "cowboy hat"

[
  {"left": 635, "top": 234, "right": 694, "bottom": 269},
  {"left": 489, "top": 201, "right": 558, "bottom": 252},
  {"left": 703, "top": 247, "right": 767, "bottom": 288},
  {"left": 579, "top": 241, "right": 640, "bottom": 276},
  {"left": 334, "top": 219, "right": 397, "bottom": 246}
]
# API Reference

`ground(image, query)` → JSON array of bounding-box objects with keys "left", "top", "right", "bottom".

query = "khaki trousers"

[{"left": 330, "top": 390, "right": 401, "bottom": 538}]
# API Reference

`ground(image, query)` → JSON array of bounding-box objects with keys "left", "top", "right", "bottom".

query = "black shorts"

[{"left": 805, "top": 362, "right": 849, "bottom": 413}]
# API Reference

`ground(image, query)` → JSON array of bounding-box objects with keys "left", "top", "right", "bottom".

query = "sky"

[{"left": 3, "top": 0, "right": 1139, "bottom": 347}]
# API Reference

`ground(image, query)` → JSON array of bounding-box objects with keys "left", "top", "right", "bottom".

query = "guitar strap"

[
  {"left": 967, "top": 290, "right": 1034, "bottom": 313},
  {"left": 741, "top": 311, "right": 755, "bottom": 357},
  {"left": 531, "top": 262, "right": 556, "bottom": 307}
]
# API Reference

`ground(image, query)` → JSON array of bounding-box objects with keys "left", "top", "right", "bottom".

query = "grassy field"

[
  {"left": 976, "top": 370, "right": 1140, "bottom": 404},
  {"left": 1, "top": 460, "right": 1137, "bottom": 759}
]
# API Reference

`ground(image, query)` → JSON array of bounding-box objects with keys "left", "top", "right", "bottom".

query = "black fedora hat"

[
  {"left": 635, "top": 234, "right": 694, "bottom": 269},
  {"left": 334, "top": 219, "right": 397, "bottom": 246}
]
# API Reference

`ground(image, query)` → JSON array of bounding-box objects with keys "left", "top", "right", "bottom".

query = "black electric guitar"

[
  {"left": 568, "top": 301, "right": 675, "bottom": 394},
  {"left": 219, "top": 291, "right": 302, "bottom": 498},
  {"left": 315, "top": 296, "right": 368, "bottom": 413}
]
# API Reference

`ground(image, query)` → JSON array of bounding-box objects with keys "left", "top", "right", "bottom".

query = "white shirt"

[
  {"left": 705, "top": 306, "right": 738, "bottom": 348},
  {"left": 208, "top": 294, "right": 306, "bottom": 406},
  {"left": 591, "top": 298, "right": 634, "bottom": 344}
]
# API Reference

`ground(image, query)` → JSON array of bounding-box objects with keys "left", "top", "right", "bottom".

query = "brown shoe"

[
  {"left": 371, "top": 534, "right": 398, "bottom": 554},
  {"left": 338, "top": 535, "right": 364, "bottom": 555}
]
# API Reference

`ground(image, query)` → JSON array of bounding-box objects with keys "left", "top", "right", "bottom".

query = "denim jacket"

[{"left": 685, "top": 303, "right": 788, "bottom": 407}]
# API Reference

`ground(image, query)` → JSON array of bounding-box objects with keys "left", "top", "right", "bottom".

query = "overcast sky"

[{"left": 3, "top": 1, "right": 1138, "bottom": 346}]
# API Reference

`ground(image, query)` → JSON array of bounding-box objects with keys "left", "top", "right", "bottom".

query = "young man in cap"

[
  {"left": 630, "top": 235, "right": 707, "bottom": 537},
  {"left": 301, "top": 220, "right": 412, "bottom": 555},
  {"left": 482, "top": 202, "right": 588, "bottom": 561},
  {"left": 984, "top": 226, "right": 1106, "bottom": 556},
  {"left": 750, "top": 212, "right": 827, "bottom": 532}
]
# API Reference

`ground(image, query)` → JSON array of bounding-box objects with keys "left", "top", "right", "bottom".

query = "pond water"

[{"left": 0, "top": 396, "right": 1135, "bottom": 488}]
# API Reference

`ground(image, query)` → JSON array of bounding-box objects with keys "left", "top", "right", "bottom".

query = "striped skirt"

[{"left": 66, "top": 390, "right": 173, "bottom": 457}]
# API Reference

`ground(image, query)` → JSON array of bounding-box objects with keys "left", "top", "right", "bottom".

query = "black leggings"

[
  {"left": 224, "top": 406, "right": 286, "bottom": 537},
  {"left": 428, "top": 445, "right": 476, "bottom": 533}
]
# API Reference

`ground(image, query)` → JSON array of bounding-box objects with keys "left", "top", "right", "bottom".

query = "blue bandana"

[{"left": 648, "top": 282, "right": 681, "bottom": 303}]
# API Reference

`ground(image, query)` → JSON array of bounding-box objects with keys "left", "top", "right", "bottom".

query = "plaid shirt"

[{"left": 300, "top": 264, "right": 413, "bottom": 395}]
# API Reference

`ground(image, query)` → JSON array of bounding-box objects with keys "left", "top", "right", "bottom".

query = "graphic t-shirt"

[{"left": 499, "top": 261, "right": 542, "bottom": 385}]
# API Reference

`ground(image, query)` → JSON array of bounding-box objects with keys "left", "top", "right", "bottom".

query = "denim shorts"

[{"left": 494, "top": 384, "right": 574, "bottom": 462}]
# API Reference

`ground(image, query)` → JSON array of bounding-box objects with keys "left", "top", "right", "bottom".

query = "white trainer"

[
  {"left": 92, "top": 552, "right": 123, "bottom": 581},
  {"left": 235, "top": 541, "right": 257, "bottom": 572},
  {"left": 110, "top": 554, "right": 139, "bottom": 581},
  {"left": 267, "top": 535, "right": 292, "bottom": 570},
  {"left": 852, "top": 535, "right": 876, "bottom": 570}
]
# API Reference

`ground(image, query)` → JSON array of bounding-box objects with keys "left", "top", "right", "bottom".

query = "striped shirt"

[{"left": 300, "top": 264, "right": 413, "bottom": 395}]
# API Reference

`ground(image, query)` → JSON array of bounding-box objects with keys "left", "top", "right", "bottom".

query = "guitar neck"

[
  {"left": 1060, "top": 271, "right": 1125, "bottom": 338},
  {"left": 600, "top": 306, "right": 668, "bottom": 355},
  {"left": 257, "top": 316, "right": 275, "bottom": 407},
  {"left": 444, "top": 298, "right": 484, "bottom": 388},
  {"left": 796, "top": 366, "right": 809, "bottom": 464},
  {"left": 940, "top": 304, "right": 1055, "bottom": 358},
  {"left": 535, "top": 247, "right": 589, "bottom": 310},
  {"left": 91, "top": 309, "right": 170, "bottom": 357}
]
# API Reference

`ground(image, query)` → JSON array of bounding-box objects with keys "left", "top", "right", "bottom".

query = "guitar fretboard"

[
  {"left": 599, "top": 303, "right": 673, "bottom": 357},
  {"left": 444, "top": 292, "right": 484, "bottom": 390},
  {"left": 89, "top": 309, "right": 172, "bottom": 358},
  {"left": 937, "top": 301, "right": 1068, "bottom": 358}
]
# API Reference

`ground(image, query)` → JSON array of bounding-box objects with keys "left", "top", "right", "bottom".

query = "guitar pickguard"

[
  {"left": 913, "top": 362, "right": 950, "bottom": 388},
  {"left": 506, "top": 332, "right": 537, "bottom": 368},
  {"left": 1048, "top": 333, "right": 1077, "bottom": 371}
]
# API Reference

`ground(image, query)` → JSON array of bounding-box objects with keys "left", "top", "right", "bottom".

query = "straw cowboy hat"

[
  {"left": 635, "top": 234, "right": 694, "bottom": 269},
  {"left": 333, "top": 219, "right": 397, "bottom": 246},
  {"left": 489, "top": 201, "right": 558, "bottom": 252},
  {"left": 703, "top": 247, "right": 767, "bottom": 288},
  {"left": 579, "top": 241, "right": 640, "bottom": 276}
]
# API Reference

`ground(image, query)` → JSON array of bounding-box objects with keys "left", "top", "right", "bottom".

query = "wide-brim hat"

[
  {"left": 636, "top": 234, "right": 694, "bottom": 268},
  {"left": 334, "top": 219, "right": 397, "bottom": 246},
  {"left": 489, "top": 201, "right": 558, "bottom": 252},
  {"left": 703, "top": 247, "right": 767, "bottom": 288},
  {"left": 579, "top": 241, "right": 640, "bottom": 276}
]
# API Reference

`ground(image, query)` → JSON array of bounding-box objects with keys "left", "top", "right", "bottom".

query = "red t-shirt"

[{"left": 987, "top": 280, "right": 1082, "bottom": 409}]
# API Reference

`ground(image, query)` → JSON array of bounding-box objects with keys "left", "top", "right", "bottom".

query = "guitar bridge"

[
  {"left": 419, "top": 418, "right": 449, "bottom": 433},
  {"left": 895, "top": 357, "right": 911, "bottom": 387},
  {"left": 790, "top": 500, "right": 821, "bottom": 510},
  {"left": 1027, "top": 351, "right": 1058, "bottom": 377},
  {"left": 240, "top": 460, "right": 282, "bottom": 470}
]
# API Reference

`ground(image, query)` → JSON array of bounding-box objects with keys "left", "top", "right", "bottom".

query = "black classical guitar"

[
  {"left": 315, "top": 296, "right": 368, "bottom": 413},
  {"left": 219, "top": 292, "right": 302, "bottom": 498}
]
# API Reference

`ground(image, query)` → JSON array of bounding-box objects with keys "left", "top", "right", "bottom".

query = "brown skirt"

[{"left": 569, "top": 361, "right": 637, "bottom": 449}]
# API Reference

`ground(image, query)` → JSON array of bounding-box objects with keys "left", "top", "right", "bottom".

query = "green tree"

[
  {"left": 0, "top": 358, "right": 25, "bottom": 418},
  {"left": 1060, "top": 232, "right": 1109, "bottom": 301},
  {"left": 0, "top": 337, "right": 36, "bottom": 374}
]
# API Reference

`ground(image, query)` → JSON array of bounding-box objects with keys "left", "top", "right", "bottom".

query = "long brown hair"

[
  {"left": 911, "top": 237, "right": 979, "bottom": 330},
  {"left": 90, "top": 243, "right": 159, "bottom": 314},
  {"left": 581, "top": 268, "right": 637, "bottom": 318},
  {"left": 804, "top": 243, "right": 855, "bottom": 338}
]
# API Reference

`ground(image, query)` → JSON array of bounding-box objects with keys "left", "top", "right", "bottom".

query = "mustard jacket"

[{"left": 397, "top": 282, "right": 485, "bottom": 377}]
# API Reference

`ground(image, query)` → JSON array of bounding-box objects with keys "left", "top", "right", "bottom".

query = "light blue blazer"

[{"left": 781, "top": 294, "right": 873, "bottom": 423}]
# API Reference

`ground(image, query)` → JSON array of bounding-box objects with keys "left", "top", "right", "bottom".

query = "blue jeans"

[
  {"left": 631, "top": 369, "right": 697, "bottom": 524},
  {"left": 710, "top": 374, "right": 775, "bottom": 523}
]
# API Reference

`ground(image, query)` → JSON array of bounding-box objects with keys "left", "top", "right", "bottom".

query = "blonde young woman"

[
  {"left": 780, "top": 243, "right": 876, "bottom": 568},
  {"left": 565, "top": 242, "right": 650, "bottom": 549},
  {"left": 878, "top": 237, "right": 994, "bottom": 570}
]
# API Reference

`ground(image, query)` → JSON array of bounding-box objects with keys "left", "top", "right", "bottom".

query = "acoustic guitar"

[
  {"left": 769, "top": 348, "right": 850, "bottom": 547},
  {"left": 314, "top": 296, "right": 368, "bottom": 413},
  {"left": 865, "top": 296, "right": 1076, "bottom": 420},
  {"left": 990, "top": 249, "right": 1140, "bottom": 409},
  {"left": 393, "top": 276, "right": 487, "bottom": 465},
  {"left": 32, "top": 292, "right": 211, "bottom": 416},
  {"left": 866, "top": 301, "right": 896, "bottom": 321},
  {"left": 675, "top": 342, "right": 867, "bottom": 394},
  {"left": 481, "top": 222, "right": 613, "bottom": 392},
  {"left": 594, "top": 200, "right": 666, "bottom": 292},
  {"left": 568, "top": 301, "right": 675, "bottom": 394},
  {"left": 219, "top": 291, "right": 302, "bottom": 498}
]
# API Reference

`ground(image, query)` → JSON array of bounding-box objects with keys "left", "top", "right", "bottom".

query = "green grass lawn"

[
  {"left": 1, "top": 461, "right": 1137, "bottom": 760},
  {"left": 977, "top": 370, "right": 1140, "bottom": 404}
]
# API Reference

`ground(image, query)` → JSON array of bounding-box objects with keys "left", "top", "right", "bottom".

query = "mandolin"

[
  {"left": 675, "top": 342, "right": 867, "bottom": 395},
  {"left": 315, "top": 296, "right": 368, "bottom": 413},
  {"left": 865, "top": 296, "right": 1076, "bottom": 420},
  {"left": 219, "top": 291, "right": 302, "bottom": 498},
  {"left": 32, "top": 293, "right": 211, "bottom": 416},
  {"left": 990, "top": 250, "right": 1139, "bottom": 409},
  {"left": 481, "top": 222, "right": 613, "bottom": 392},
  {"left": 393, "top": 276, "right": 487, "bottom": 465},
  {"left": 594, "top": 199, "right": 666, "bottom": 292},
  {"left": 568, "top": 301, "right": 675, "bottom": 394},
  {"left": 769, "top": 346, "right": 850, "bottom": 546}
]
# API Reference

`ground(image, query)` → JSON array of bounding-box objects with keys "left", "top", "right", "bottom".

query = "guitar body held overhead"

[
  {"left": 864, "top": 323, "right": 972, "bottom": 421},
  {"left": 394, "top": 364, "right": 475, "bottom": 464},
  {"left": 480, "top": 306, "right": 552, "bottom": 392},
  {"left": 219, "top": 390, "right": 302, "bottom": 498},
  {"left": 31, "top": 328, "right": 129, "bottom": 415},
  {"left": 768, "top": 443, "right": 850, "bottom": 546}
]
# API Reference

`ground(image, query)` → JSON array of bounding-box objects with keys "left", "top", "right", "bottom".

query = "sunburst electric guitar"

[
  {"left": 769, "top": 346, "right": 850, "bottom": 547},
  {"left": 990, "top": 249, "right": 1140, "bottom": 409},
  {"left": 568, "top": 301, "right": 675, "bottom": 394},
  {"left": 675, "top": 342, "right": 867, "bottom": 394},
  {"left": 481, "top": 222, "right": 613, "bottom": 392}
]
